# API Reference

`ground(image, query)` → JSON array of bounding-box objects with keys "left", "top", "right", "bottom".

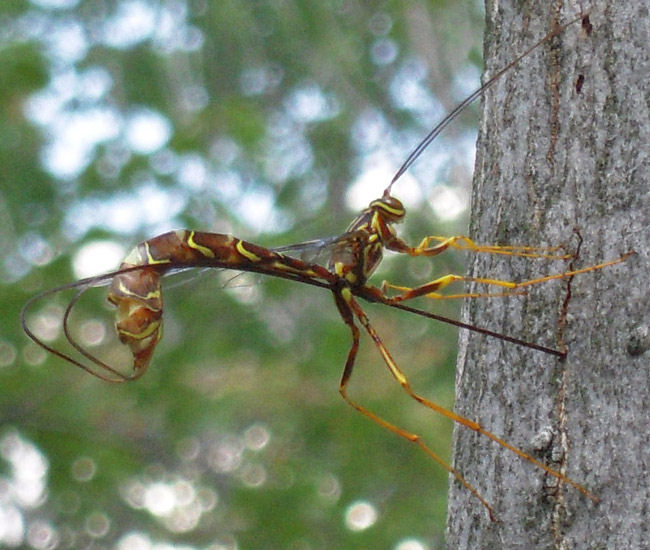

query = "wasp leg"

[
  {"left": 335, "top": 288, "right": 599, "bottom": 507},
  {"left": 387, "top": 234, "right": 572, "bottom": 260},
  {"left": 381, "top": 251, "right": 634, "bottom": 302},
  {"left": 332, "top": 288, "right": 498, "bottom": 520}
]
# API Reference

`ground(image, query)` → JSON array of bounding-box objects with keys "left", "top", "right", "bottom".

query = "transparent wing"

[{"left": 271, "top": 233, "right": 349, "bottom": 263}]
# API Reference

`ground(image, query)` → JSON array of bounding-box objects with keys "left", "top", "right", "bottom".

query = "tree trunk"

[{"left": 447, "top": 1, "right": 649, "bottom": 548}]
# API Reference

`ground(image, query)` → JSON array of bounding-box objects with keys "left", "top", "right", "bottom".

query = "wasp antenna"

[{"left": 388, "top": 14, "right": 584, "bottom": 188}]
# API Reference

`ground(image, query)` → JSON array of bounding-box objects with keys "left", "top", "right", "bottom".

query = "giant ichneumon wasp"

[{"left": 22, "top": 14, "right": 633, "bottom": 519}]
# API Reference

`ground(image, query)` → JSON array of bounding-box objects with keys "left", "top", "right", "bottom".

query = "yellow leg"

[
  {"left": 410, "top": 235, "right": 572, "bottom": 260},
  {"left": 382, "top": 276, "right": 528, "bottom": 301},
  {"left": 382, "top": 251, "right": 634, "bottom": 302},
  {"left": 333, "top": 288, "right": 497, "bottom": 519},
  {"left": 332, "top": 288, "right": 598, "bottom": 520}
]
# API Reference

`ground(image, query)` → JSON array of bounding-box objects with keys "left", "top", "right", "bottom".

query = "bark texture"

[{"left": 447, "top": 1, "right": 649, "bottom": 548}]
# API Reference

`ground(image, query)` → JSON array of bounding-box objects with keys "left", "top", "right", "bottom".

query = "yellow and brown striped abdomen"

[{"left": 107, "top": 230, "right": 335, "bottom": 375}]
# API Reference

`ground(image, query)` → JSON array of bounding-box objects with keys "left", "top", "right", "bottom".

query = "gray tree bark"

[{"left": 447, "top": 1, "right": 649, "bottom": 548}]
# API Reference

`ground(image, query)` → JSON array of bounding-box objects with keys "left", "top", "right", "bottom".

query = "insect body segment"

[
  {"left": 328, "top": 193, "right": 405, "bottom": 285},
  {"left": 107, "top": 230, "right": 335, "bottom": 376}
]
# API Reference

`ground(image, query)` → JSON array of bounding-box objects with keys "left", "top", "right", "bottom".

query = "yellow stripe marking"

[
  {"left": 118, "top": 319, "right": 161, "bottom": 340},
  {"left": 144, "top": 242, "right": 172, "bottom": 266},
  {"left": 115, "top": 281, "right": 162, "bottom": 305},
  {"left": 372, "top": 200, "right": 404, "bottom": 217},
  {"left": 236, "top": 241, "right": 261, "bottom": 262},
  {"left": 187, "top": 231, "right": 215, "bottom": 258},
  {"left": 370, "top": 212, "right": 381, "bottom": 232},
  {"left": 271, "top": 262, "right": 317, "bottom": 277}
]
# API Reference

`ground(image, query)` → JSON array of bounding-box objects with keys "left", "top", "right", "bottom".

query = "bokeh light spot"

[
  {"left": 344, "top": 500, "right": 378, "bottom": 532},
  {"left": 71, "top": 456, "right": 96, "bottom": 482}
]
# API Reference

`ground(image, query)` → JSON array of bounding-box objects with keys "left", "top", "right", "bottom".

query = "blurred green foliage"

[{"left": 0, "top": 1, "right": 484, "bottom": 548}]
